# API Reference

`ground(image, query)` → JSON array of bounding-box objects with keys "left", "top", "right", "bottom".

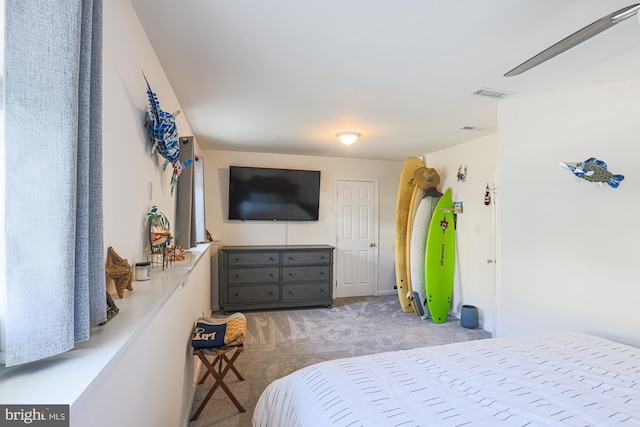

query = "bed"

[{"left": 253, "top": 331, "right": 640, "bottom": 426}]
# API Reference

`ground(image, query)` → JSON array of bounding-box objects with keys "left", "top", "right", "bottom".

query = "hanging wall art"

[
  {"left": 457, "top": 165, "right": 468, "bottom": 182},
  {"left": 559, "top": 157, "right": 624, "bottom": 188},
  {"left": 143, "top": 71, "right": 192, "bottom": 194}
]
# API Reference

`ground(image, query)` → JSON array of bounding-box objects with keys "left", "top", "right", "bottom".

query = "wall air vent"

[
  {"left": 471, "top": 87, "right": 513, "bottom": 99},
  {"left": 460, "top": 126, "right": 490, "bottom": 132}
]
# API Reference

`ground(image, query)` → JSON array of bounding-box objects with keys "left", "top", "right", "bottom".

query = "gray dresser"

[{"left": 219, "top": 245, "right": 334, "bottom": 312}]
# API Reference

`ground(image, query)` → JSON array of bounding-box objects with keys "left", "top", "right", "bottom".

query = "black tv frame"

[{"left": 227, "top": 165, "right": 321, "bottom": 221}]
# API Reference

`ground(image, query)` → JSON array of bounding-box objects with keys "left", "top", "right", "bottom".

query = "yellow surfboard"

[{"left": 394, "top": 156, "right": 424, "bottom": 313}]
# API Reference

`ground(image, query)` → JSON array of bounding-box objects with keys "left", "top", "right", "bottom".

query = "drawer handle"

[
  {"left": 289, "top": 273, "right": 294, "bottom": 277},
  {"left": 269, "top": 273, "right": 274, "bottom": 277},
  {"left": 289, "top": 291, "right": 293, "bottom": 295},
  {"left": 320, "top": 272, "right": 325, "bottom": 276},
  {"left": 234, "top": 293, "right": 239, "bottom": 297},
  {"left": 269, "top": 292, "right": 273, "bottom": 295},
  {"left": 270, "top": 257, "right": 275, "bottom": 261},
  {"left": 235, "top": 258, "right": 239, "bottom": 262},
  {"left": 289, "top": 257, "right": 294, "bottom": 261},
  {"left": 235, "top": 274, "right": 239, "bottom": 278}
]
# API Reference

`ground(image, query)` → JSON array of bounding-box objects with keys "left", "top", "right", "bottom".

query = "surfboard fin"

[{"left": 413, "top": 291, "right": 424, "bottom": 317}]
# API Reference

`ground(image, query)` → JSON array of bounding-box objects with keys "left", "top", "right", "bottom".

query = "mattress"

[{"left": 253, "top": 331, "right": 640, "bottom": 426}]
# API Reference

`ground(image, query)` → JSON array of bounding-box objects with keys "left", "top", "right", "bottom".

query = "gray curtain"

[
  {"left": 1, "top": 0, "right": 106, "bottom": 366},
  {"left": 194, "top": 155, "right": 206, "bottom": 243},
  {"left": 176, "top": 136, "right": 197, "bottom": 248}
]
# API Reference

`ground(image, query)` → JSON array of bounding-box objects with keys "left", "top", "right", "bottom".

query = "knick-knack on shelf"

[{"left": 106, "top": 246, "right": 133, "bottom": 298}]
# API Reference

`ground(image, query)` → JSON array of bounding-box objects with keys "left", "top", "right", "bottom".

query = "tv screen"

[{"left": 228, "top": 166, "right": 321, "bottom": 221}]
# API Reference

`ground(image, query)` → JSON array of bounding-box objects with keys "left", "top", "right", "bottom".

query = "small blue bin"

[{"left": 460, "top": 305, "right": 478, "bottom": 329}]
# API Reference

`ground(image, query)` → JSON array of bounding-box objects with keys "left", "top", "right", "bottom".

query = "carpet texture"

[{"left": 188, "top": 295, "right": 491, "bottom": 427}]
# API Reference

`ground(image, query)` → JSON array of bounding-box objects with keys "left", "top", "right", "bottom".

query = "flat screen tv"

[{"left": 228, "top": 166, "right": 321, "bottom": 221}]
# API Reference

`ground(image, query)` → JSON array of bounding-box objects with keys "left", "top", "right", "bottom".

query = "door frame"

[{"left": 333, "top": 177, "right": 380, "bottom": 297}]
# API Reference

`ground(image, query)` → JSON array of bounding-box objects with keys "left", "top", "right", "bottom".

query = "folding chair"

[{"left": 190, "top": 313, "right": 247, "bottom": 421}]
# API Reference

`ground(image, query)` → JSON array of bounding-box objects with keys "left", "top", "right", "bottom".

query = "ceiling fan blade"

[{"left": 505, "top": 3, "right": 640, "bottom": 77}]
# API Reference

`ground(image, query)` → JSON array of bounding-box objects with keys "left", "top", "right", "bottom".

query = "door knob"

[
  {"left": 369, "top": 242, "right": 376, "bottom": 247},
  {"left": 487, "top": 259, "right": 495, "bottom": 264}
]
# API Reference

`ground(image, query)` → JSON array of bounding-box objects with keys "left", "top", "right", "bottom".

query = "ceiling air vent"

[
  {"left": 471, "top": 87, "right": 513, "bottom": 99},
  {"left": 460, "top": 126, "right": 490, "bottom": 132}
]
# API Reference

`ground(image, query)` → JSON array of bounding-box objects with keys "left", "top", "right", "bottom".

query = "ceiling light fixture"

[{"left": 336, "top": 131, "right": 360, "bottom": 146}]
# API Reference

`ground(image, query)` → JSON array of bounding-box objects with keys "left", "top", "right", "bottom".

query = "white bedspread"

[{"left": 253, "top": 331, "right": 640, "bottom": 426}]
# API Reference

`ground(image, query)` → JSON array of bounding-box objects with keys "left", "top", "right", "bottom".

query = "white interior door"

[{"left": 335, "top": 179, "right": 378, "bottom": 297}]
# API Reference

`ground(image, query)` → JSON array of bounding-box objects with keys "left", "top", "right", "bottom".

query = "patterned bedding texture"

[{"left": 253, "top": 331, "right": 640, "bottom": 426}]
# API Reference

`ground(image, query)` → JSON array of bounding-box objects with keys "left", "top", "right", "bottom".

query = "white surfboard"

[
  {"left": 409, "top": 195, "right": 438, "bottom": 319},
  {"left": 405, "top": 185, "right": 425, "bottom": 315}
]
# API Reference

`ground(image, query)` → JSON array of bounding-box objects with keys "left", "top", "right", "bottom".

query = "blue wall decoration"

[{"left": 560, "top": 157, "right": 624, "bottom": 188}]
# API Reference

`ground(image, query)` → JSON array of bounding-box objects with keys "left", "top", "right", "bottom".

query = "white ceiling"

[{"left": 130, "top": 1, "right": 640, "bottom": 161}]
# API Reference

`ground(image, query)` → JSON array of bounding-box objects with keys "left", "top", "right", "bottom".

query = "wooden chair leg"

[
  {"left": 196, "top": 352, "right": 220, "bottom": 385},
  {"left": 196, "top": 348, "right": 244, "bottom": 384},
  {"left": 222, "top": 351, "right": 245, "bottom": 381},
  {"left": 190, "top": 346, "right": 246, "bottom": 421}
]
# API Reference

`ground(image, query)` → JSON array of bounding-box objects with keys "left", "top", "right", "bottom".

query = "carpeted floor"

[{"left": 188, "top": 295, "right": 492, "bottom": 427}]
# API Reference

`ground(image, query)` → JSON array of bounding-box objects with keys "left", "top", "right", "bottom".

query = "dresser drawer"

[
  {"left": 228, "top": 285, "right": 279, "bottom": 304},
  {"left": 282, "top": 266, "right": 330, "bottom": 283},
  {"left": 227, "top": 267, "right": 279, "bottom": 284},
  {"left": 282, "top": 283, "right": 331, "bottom": 301},
  {"left": 220, "top": 245, "right": 334, "bottom": 311},
  {"left": 282, "top": 251, "right": 331, "bottom": 265},
  {"left": 227, "top": 252, "right": 279, "bottom": 266}
]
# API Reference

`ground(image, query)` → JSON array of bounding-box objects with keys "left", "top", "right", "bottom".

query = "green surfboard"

[{"left": 424, "top": 188, "right": 455, "bottom": 324}]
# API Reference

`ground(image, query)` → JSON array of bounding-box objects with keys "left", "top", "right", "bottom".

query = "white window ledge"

[{"left": 0, "top": 243, "right": 211, "bottom": 405}]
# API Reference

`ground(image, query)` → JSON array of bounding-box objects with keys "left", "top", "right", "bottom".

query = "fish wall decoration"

[
  {"left": 143, "top": 71, "right": 192, "bottom": 194},
  {"left": 559, "top": 157, "right": 624, "bottom": 188}
]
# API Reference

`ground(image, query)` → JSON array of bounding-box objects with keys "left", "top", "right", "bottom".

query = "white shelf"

[{"left": 0, "top": 243, "right": 210, "bottom": 405}]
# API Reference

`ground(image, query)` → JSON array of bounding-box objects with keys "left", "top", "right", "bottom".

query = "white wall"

[
  {"left": 426, "top": 134, "right": 498, "bottom": 332},
  {"left": 200, "top": 150, "right": 403, "bottom": 295},
  {"left": 71, "top": 252, "right": 210, "bottom": 427},
  {"left": 497, "top": 78, "right": 640, "bottom": 347},
  {"left": 102, "top": 0, "right": 199, "bottom": 270},
  {"left": 69, "top": 1, "right": 210, "bottom": 425}
]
